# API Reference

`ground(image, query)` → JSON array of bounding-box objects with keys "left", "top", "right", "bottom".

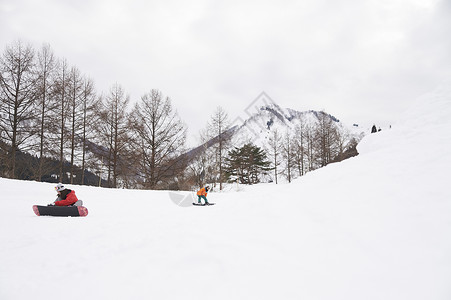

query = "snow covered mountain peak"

[{"left": 229, "top": 104, "right": 351, "bottom": 150}]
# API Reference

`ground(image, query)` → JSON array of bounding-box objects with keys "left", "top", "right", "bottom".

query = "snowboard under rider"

[
  {"left": 49, "top": 183, "right": 79, "bottom": 206},
  {"left": 197, "top": 186, "right": 210, "bottom": 205}
]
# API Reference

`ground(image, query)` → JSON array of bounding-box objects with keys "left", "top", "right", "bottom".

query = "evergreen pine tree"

[{"left": 225, "top": 143, "right": 272, "bottom": 185}]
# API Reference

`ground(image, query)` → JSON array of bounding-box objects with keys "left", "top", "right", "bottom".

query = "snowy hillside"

[
  {"left": 1, "top": 85, "right": 451, "bottom": 300},
  {"left": 229, "top": 102, "right": 363, "bottom": 149}
]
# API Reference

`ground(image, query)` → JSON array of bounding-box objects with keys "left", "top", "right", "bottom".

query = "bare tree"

[
  {"left": 53, "top": 58, "right": 70, "bottom": 182},
  {"left": 282, "top": 130, "right": 295, "bottom": 183},
  {"left": 208, "top": 106, "right": 230, "bottom": 190},
  {"left": 293, "top": 123, "right": 306, "bottom": 177},
  {"left": 67, "top": 66, "right": 84, "bottom": 183},
  {"left": 185, "top": 129, "right": 211, "bottom": 188},
  {"left": 305, "top": 123, "right": 316, "bottom": 172},
  {"left": 35, "top": 44, "right": 56, "bottom": 181},
  {"left": 315, "top": 111, "right": 338, "bottom": 167},
  {"left": 97, "top": 84, "right": 130, "bottom": 188},
  {"left": 0, "top": 41, "right": 38, "bottom": 179},
  {"left": 79, "top": 77, "right": 98, "bottom": 185},
  {"left": 267, "top": 128, "right": 282, "bottom": 184},
  {"left": 131, "top": 89, "right": 186, "bottom": 189}
]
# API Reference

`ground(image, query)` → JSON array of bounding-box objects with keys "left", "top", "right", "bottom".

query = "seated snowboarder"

[
  {"left": 49, "top": 183, "right": 79, "bottom": 206},
  {"left": 196, "top": 186, "right": 210, "bottom": 205}
]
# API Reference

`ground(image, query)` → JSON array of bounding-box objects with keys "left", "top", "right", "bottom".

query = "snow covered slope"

[
  {"left": 0, "top": 85, "right": 450, "bottom": 300},
  {"left": 229, "top": 102, "right": 363, "bottom": 150}
]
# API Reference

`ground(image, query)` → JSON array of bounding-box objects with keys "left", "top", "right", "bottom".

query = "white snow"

[{"left": 1, "top": 84, "right": 451, "bottom": 300}]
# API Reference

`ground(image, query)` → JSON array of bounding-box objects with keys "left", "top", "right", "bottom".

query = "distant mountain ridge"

[{"left": 186, "top": 103, "right": 362, "bottom": 161}]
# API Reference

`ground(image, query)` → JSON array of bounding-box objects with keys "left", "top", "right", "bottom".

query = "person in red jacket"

[
  {"left": 49, "top": 183, "right": 79, "bottom": 206},
  {"left": 196, "top": 186, "right": 210, "bottom": 205}
]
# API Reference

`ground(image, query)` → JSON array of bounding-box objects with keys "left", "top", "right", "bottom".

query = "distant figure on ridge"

[{"left": 371, "top": 125, "right": 377, "bottom": 133}]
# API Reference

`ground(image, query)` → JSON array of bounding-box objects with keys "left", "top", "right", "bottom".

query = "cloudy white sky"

[{"left": 1, "top": 0, "right": 450, "bottom": 145}]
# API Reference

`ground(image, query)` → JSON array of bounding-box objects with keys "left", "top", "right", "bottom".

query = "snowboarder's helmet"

[
  {"left": 205, "top": 186, "right": 210, "bottom": 190},
  {"left": 55, "top": 183, "right": 65, "bottom": 192}
]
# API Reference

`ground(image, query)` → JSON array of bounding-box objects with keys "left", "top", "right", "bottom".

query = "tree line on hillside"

[
  {"left": 0, "top": 41, "right": 186, "bottom": 189},
  {"left": 187, "top": 107, "right": 358, "bottom": 189},
  {"left": 0, "top": 40, "right": 358, "bottom": 190},
  {"left": 265, "top": 111, "right": 358, "bottom": 184}
]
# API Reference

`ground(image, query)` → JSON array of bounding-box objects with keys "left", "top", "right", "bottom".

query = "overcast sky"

[{"left": 1, "top": 0, "right": 450, "bottom": 146}]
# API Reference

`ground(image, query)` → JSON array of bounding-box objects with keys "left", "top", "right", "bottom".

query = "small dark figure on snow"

[
  {"left": 371, "top": 125, "right": 377, "bottom": 133},
  {"left": 49, "top": 183, "right": 80, "bottom": 206},
  {"left": 197, "top": 186, "right": 210, "bottom": 205}
]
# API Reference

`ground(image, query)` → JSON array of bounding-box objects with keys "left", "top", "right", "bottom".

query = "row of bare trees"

[
  {"left": 0, "top": 40, "right": 358, "bottom": 190},
  {"left": 0, "top": 41, "right": 187, "bottom": 189},
  {"left": 0, "top": 42, "right": 102, "bottom": 184},
  {"left": 267, "top": 111, "right": 357, "bottom": 184},
  {"left": 186, "top": 108, "right": 358, "bottom": 189},
  {"left": 185, "top": 106, "right": 232, "bottom": 190}
]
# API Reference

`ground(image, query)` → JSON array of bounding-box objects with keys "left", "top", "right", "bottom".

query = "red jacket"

[{"left": 55, "top": 190, "right": 78, "bottom": 206}]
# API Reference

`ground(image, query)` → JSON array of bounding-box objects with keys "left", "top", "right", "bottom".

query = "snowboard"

[
  {"left": 192, "top": 203, "right": 215, "bottom": 206},
  {"left": 33, "top": 205, "right": 89, "bottom": 217}
]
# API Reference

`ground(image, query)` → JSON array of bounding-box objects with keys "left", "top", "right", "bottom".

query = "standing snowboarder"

[
  {"left": 196, "top": 186, "right": 210, "bottom": 205},
  {"left": 49, "top": 183, "right": 79, "bottom": 206}
]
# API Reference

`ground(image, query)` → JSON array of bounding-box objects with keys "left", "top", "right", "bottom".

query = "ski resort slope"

[{"left": 1, "top": 85, "right": 451, "bottom": 300}]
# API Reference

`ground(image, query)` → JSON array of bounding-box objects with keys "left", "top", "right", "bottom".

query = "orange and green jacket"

[{"left": 197, "top": 188, "right": 208, "bottom": 197}]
